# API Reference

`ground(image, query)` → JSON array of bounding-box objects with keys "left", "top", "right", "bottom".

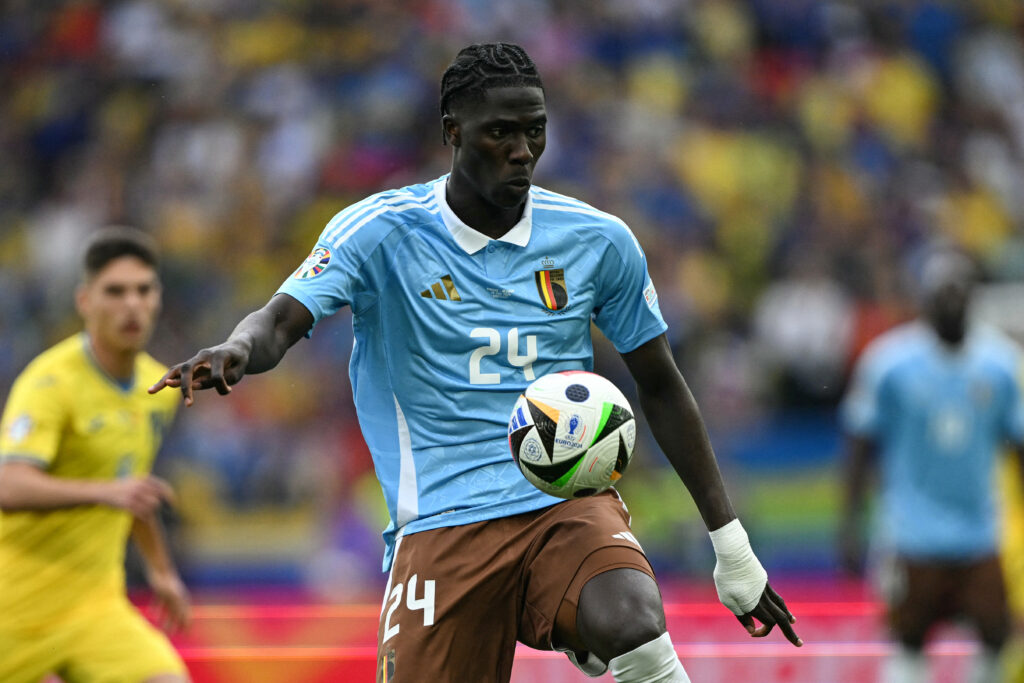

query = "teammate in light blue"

[
  {"left": 840, "top": 248, "right": 1024, "bottom": 683},
  {"left": 153, "top": 43, "right": 800, "bottom": 682}
]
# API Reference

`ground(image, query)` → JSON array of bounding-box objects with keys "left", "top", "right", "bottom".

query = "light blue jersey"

[
  {"left": 277, "top": 177, "right": 667, "bottom": 569},
  {"left": 841, "top": 321, "right": 1024, "bottom": 559}
]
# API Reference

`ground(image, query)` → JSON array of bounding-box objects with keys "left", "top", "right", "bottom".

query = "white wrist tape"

[{"left": 709, "top": 519, "right": 768, "bottom": 615}]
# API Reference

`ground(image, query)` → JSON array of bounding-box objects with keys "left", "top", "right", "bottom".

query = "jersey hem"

[{"left": 382, "top": 497, "right": 565, "bottom": 571}]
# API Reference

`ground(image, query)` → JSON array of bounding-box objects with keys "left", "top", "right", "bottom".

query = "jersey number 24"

[{"left": 469, "top": 327, "right": 537, "bottom": 384}]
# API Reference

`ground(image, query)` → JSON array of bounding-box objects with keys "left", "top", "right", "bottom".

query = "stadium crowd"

[{"left": 2, "top": 0, "right": 1024, "bottom": 588}]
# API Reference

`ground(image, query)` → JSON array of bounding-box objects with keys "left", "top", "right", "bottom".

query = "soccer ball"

[{"left": 508, "top": 371, "right": 636, "bottom": 499}]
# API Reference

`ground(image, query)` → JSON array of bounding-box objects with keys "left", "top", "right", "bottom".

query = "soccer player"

[
  {"left": 151, "top": 43, "right": 800, "bottom": 682},
  {"left": 839, "top": 248, "right": 1024, "bottom": 683},
  {"left": 0, "top": 228, "right": 191, "bottom": 683}
]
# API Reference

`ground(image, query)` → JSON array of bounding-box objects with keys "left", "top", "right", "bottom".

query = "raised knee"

[{"left": 576, "top": 570, "right": 666, "bottom": 660}]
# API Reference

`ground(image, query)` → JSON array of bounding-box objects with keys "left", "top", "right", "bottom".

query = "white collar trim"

[{"left": 433, "top": 179, "right": 533, "bottom": 254}]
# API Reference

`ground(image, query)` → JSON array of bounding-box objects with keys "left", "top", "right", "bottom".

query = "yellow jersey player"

[
  {"left": 0, "top": 227, "right": 190, "bottom": 683},
  {"left": 1003, "top": 453, "right": 1024, "bottom": 683}
]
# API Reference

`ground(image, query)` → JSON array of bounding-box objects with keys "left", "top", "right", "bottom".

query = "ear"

[
  {"left": 442, "top": 115, "right": 460, "bottom": 147},
  {"left": 74, "top": 283, "right": 89, "bottom": 318}
]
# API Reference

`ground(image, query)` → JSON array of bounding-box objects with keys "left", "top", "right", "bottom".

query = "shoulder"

[
  {"left": 14, "top": 336, "right": 84, "bottom": 390},
  {"left": 3, "top": 337, "right": 81, "bottom": 417},
  {"left": 856, "top": 321, "right": 928, "bottom": 379},
  {"left": 972, "top": 324, "right": 1023, "bottom": 375},
  {"left": 532, "top": 185, "right": 643, "bottom": 258},
  {"left": 316, "top": 181, "right": 442, "bottom": 251}
]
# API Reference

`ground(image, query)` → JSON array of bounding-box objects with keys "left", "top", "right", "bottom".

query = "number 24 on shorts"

[{"left": 382, "top": 574, "right": 437, "bottom": 643}]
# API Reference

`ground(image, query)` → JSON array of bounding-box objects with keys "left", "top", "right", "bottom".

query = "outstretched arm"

[
  {"left": 149, "top": 293, "right": 313, "bottom": 405},
  {"left": 621, "top": 333, "right": 801, "bottom": 646}
]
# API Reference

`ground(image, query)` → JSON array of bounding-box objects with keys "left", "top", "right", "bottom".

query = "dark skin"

[
  {"left": 442, "top": 86, "right": 547, "bottom": 236},
  {"left": 840, "top": 254, "right": 1024, "bottom": 575},
  {"left": 151, "top": 85, "right": 801, "bottom": 656}
]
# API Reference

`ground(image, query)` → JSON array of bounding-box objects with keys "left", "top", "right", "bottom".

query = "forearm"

[
  {"left": 228, "top": 309, "right": 289, "bottom": 375},
  {"left": 131, "top": 514, "right": 178, "bottom": 577},
  {"left": 0, "top": 464, "right": 110, "bottom": 511},
  {"left": 637, "top": 375, "right": 736, "bottom": 531},
  {"left": 226, "top": 295, "right": 310, "bottom": 375}
]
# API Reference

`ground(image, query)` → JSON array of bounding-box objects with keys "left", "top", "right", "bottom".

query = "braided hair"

[{"left": 439, "top": 43, "right": 544, "bottom": 118}]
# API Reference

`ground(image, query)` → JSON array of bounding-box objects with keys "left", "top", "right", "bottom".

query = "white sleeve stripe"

[
  {"left": 531, "top": 186, "right": 588, "bottom": 206},
  {"left": 532, "top": 202, "right": 643, "bottom": 256},
  {"left": 323, "top": 192, "right": 438, "bottom": 244},
  {"left": 322, "top": 194, "right": 389, "bottom": 239},
  {"left": 328, "top": 202, "right": 440, "bottom": 248},
  {"left": 323, "top": 191, "right": 437, "bottom": 242}
]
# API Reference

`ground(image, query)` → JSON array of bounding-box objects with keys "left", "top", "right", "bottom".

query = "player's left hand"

[
  {"left": 147, "top": 568, "right": 192, "bottom": 633},
  {"left": 737, "top": 583, "right": 802, "bottom": 647}
]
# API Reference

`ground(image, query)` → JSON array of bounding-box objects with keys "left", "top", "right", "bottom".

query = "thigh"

[
  {"left": 60, "top": 599, "right": 186, "bottom": 683},
  {"left": 519, "top": 490, "right": 656, "bottom": 652},
  {"left": 887, "top": 558, "right": 954, "bottom": 646},
  {"left": 377, "top": 522, "right": 520, "bottom": 683},
  {"left": 960, "top": 555, "right": 1011, "bottom": 648}
]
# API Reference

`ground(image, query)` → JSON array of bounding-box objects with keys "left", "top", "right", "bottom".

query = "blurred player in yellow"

[
  {"left": 0, "top": 227, "right": 190, "bottom": 683},
  {"left": 1004, "top": 452, "right": 1024, "bottom": 683}
]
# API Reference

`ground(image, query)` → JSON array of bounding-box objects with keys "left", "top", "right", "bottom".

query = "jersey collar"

[
  {"left": 433, "top": 178, "right": 533, "bottom": 254},
  {"left": 80, "top": 333, "right": 136, "bottom": 393}
]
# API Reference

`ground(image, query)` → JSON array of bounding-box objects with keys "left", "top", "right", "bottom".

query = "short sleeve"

[
  {"left": 0, "top": 369, "right": 67, "bottom": 468},
  {"left": 591, "top": 227, "right": 668, "bottom": 353},
  {"left": 840, "top": 352, "right": 886, "bottom": 438},
  {"left": 276, "top": 237, "right": 367, "bottom": 328}
]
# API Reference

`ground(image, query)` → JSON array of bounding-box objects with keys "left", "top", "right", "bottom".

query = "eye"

[
  {"left": 490, "top": 126, "right": 508, "bottom": 139},
  {"left": 528, "top": 125, "right": 545, "bottom": 138}
]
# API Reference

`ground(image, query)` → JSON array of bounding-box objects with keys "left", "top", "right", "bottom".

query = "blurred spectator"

[{"left": 2, "top": 0, "right": 1024, "bottom": 584}]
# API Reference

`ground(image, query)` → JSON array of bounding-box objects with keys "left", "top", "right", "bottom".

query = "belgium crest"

[{"left": 535, "top": 268, "right": 568, "bottom": 311}]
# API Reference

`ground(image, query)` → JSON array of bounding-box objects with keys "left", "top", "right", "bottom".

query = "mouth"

[{"left": 507, "top": 177, "right": 531, "bottom": 189}]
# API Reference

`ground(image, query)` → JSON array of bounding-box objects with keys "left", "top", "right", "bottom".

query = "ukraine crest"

[{"left": 535, "top": 268, "right": 568, "bottom": 310}]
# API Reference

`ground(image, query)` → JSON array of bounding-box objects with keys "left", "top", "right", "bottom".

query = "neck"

[
  {"left": 85, "top": 333, "right": 136, "bottom": 382},
  {"left": 445, "top": 176, "right": 524, "bottom": 239}
]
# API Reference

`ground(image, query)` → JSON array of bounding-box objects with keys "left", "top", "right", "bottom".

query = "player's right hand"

[
  {"left": 149, "top": 342, "right": 249, "bottom": 406},
  {"left": 103, "top": 476, "right": 176, "bottom": 517}
]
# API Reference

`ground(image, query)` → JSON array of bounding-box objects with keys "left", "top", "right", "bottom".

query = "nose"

[{"left": 509, "top": 133, "right": 533, "bottom": 165}]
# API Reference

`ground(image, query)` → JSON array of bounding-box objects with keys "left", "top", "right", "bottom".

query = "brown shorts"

[
  {"left": 883, "top": 554, "right": 1010, "bottom": 647},
  {"left": 375, "top": 489, "right": 654, "bottom": 682}
]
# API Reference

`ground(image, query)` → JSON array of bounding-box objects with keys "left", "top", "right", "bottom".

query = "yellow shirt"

[{"left": 0, "top": 334, "right": 178, "bottom": 630}]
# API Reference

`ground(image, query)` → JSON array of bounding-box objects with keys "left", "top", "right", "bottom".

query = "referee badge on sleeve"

[{"left": 293, "top": 246, "right": 332, "bottom": 280}]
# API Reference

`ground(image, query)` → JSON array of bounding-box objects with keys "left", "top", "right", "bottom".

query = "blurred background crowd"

[{"left": 2, "top": 0, "right": 1024, "bottom": 596}]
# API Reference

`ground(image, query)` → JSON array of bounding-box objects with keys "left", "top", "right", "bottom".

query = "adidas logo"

[
  {"left": 612, "top": 531, "right": 643, "bottom": 550},
  {"left": 420, "top": 274, "right": 462, "bottom": 301}
]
